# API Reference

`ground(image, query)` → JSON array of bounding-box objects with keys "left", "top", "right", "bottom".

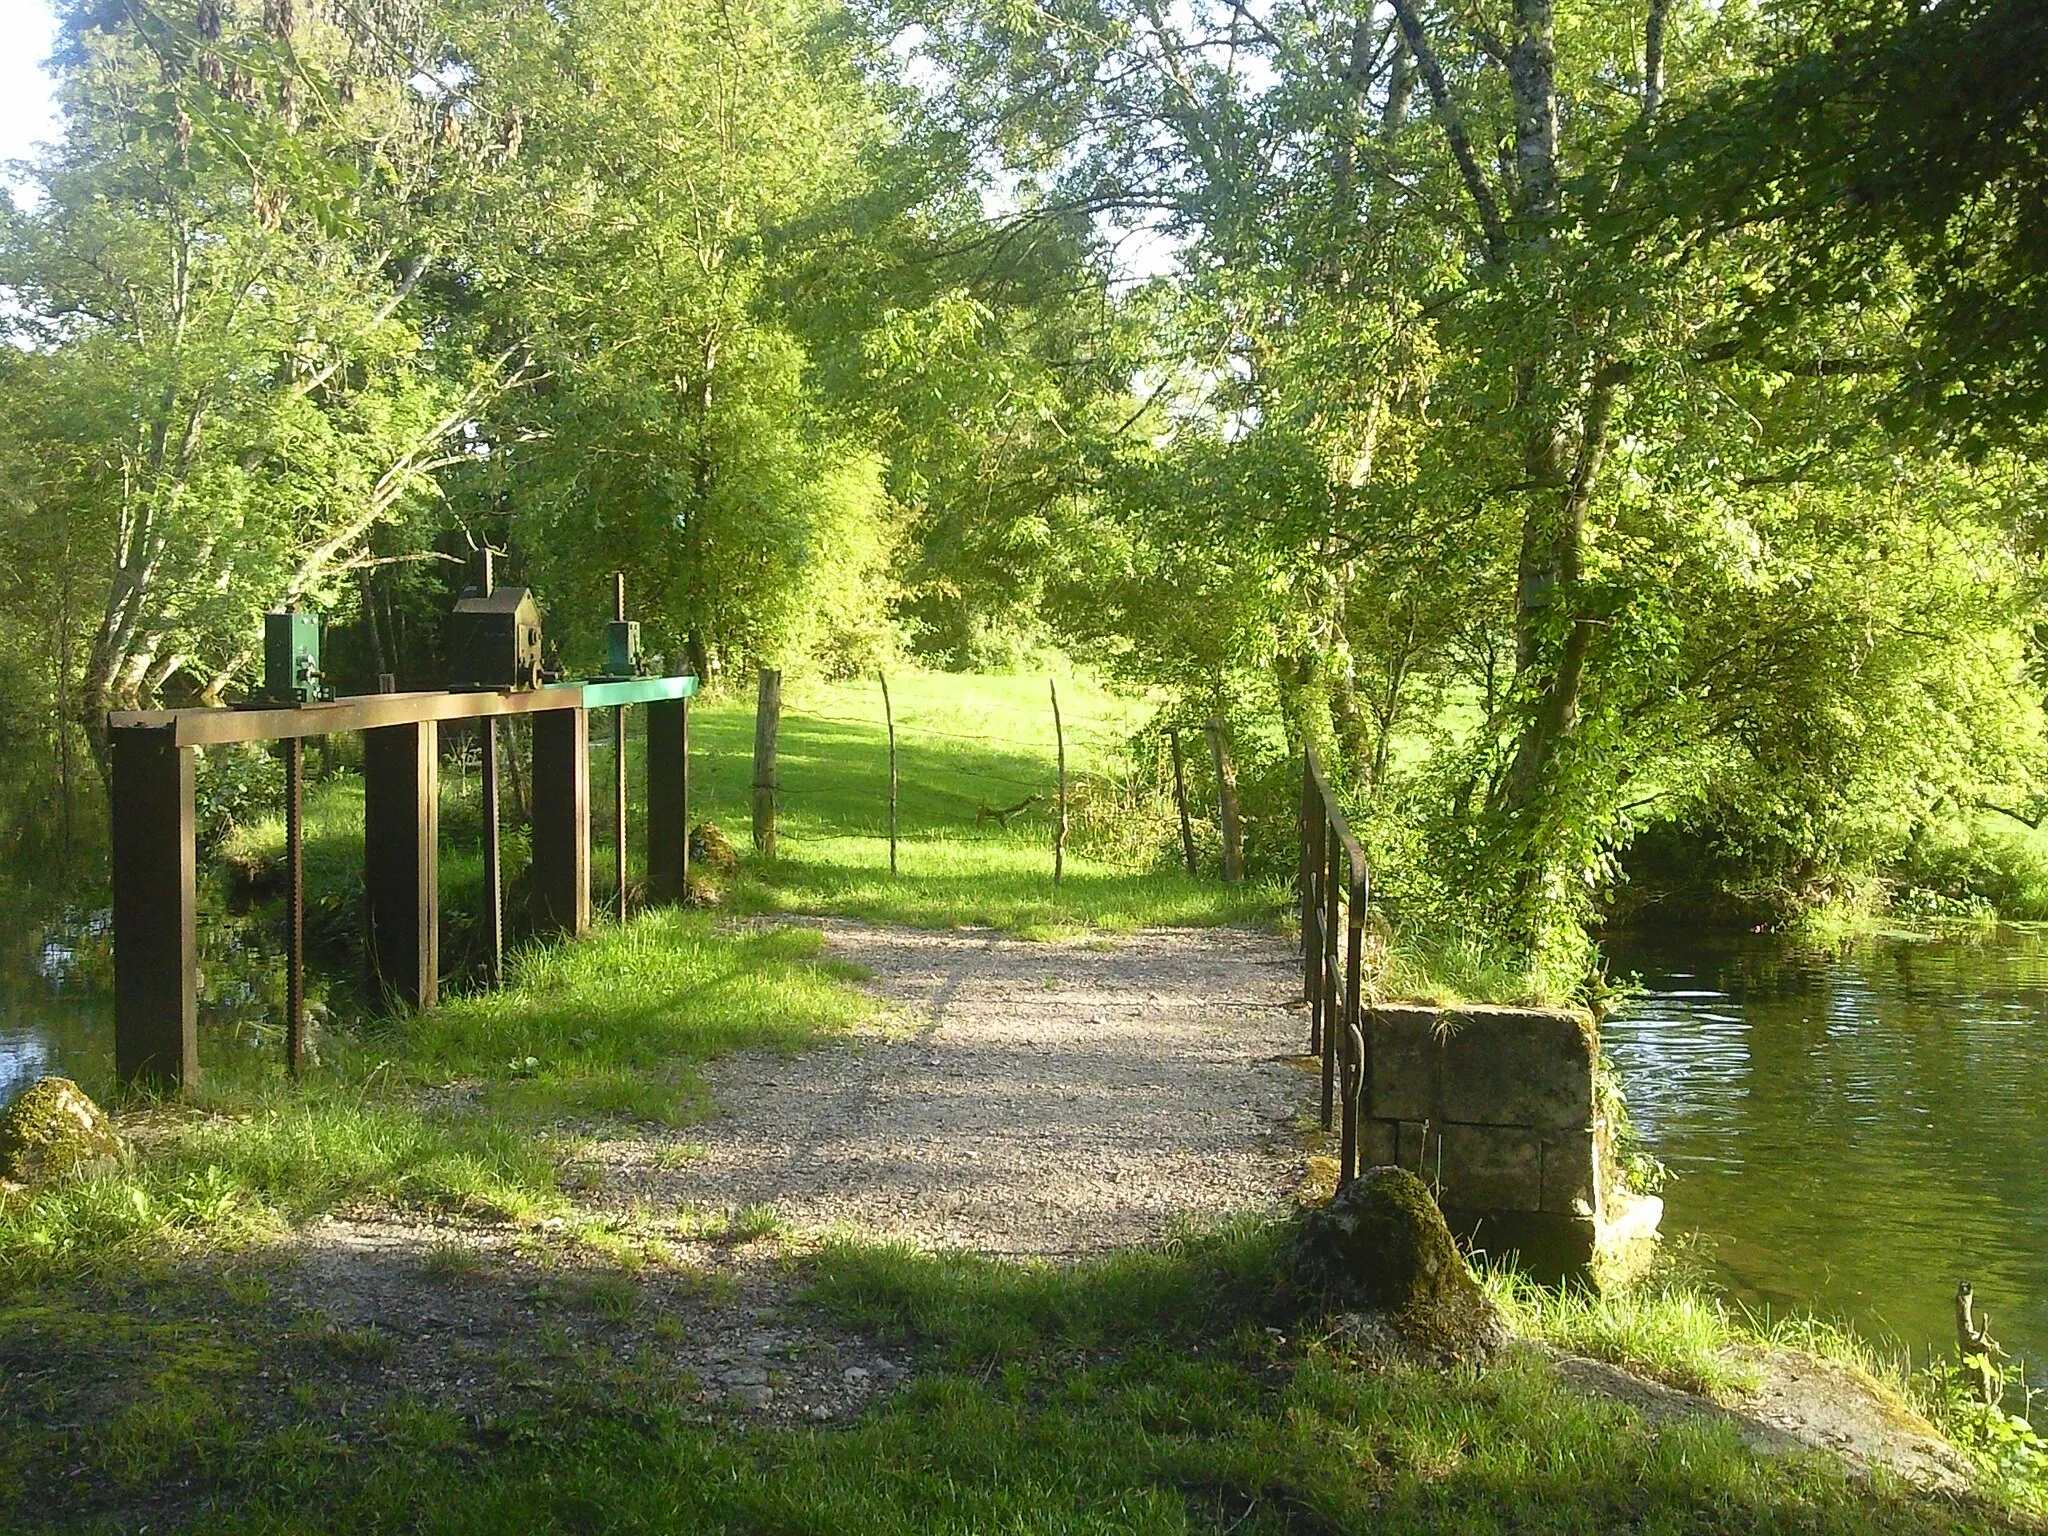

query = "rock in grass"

[
  {"left": 0, "top": 1077, "right": 125, "bottom": 1188},
  {"left": 689, "top": 822, "right": 740, "bottom": 877},
  {"left": 1294, "top": 1165, "right": 1503, "bottom": 1364}
]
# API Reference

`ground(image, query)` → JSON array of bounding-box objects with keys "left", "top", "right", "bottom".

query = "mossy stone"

[
  {"left": 0, "top": 1077, "right": 125, "bottom": 1188},
  {"left": 1294, "top": 1165, "right": 1503, "bottom": 1363},
  {"left": 689, "top": 822, "right": 740, "bottom": 877}
]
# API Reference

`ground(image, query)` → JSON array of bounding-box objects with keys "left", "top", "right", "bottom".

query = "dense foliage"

[{"left": 2, "top": 0, "right": 2044, "bottom": 979}]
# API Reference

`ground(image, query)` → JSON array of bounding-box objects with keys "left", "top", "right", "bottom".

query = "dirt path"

[
  {"left": 243, "top": 920, "right": 1978, "bottom": 1491},
  {"left": 592, "top": 919, "right": 1314, "bottom": 1255},
  {"left": 248, "top": 920, "right": 1313, "bottom": 1426}
]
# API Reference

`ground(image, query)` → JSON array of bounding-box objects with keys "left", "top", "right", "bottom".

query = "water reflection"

[
  {"left": 0, "top": 895, "right": 304, "bottom": 1108},
  {"left": 1605, "top": 926, "right": 2048, "bottom": 1387}
]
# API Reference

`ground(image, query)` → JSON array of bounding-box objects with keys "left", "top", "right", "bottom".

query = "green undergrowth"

[
  {"left": 0, "top": 910, "right": 871, "bottom": 1287},
  {"left": 681, "top": 671, "right": 1285, "bottom": 936},
  {"left": 4, "top": 1221, "right": 2037, "bottom": 1533}
]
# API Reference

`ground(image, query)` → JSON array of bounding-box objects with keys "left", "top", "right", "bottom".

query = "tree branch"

[{"left": 1388, "top": 0, "right": 1509, "bottom": 261}]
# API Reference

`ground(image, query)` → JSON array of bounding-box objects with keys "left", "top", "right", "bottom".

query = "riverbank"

[{"left": 6, "top": 906, "right": 2047, "bottom": 1529}]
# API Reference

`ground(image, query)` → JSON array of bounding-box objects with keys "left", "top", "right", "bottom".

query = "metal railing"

[{"left": 1300, "top": 745, "right": 1370, "bottom": 1187}]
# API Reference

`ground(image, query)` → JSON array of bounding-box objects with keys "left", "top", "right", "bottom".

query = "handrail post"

[
  {"left": 1340, "top": 881, "right": 1366, "bottom": 1187},
  {"left": 1300, "top": 749, "right": 1315, "bottom": 1014},
  {"left": 1322, "top": 822, "right": 1340, "bottom": 1131}
]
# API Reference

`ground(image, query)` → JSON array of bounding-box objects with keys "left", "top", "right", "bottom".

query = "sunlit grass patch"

[
  {"left": 1486, "top": 1265, "right": 1765, "bottom": 1400},
  {"left": 0, "top": 909, "right": 872, "bottom": 1285}
]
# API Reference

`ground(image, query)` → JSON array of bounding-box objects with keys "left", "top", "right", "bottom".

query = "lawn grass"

[
  {"left": 5, "top": 1221, "right": 2035, "bottom": 1534},
  {"left": 669, "top": 670, "right": 1285, "bottom": 936},
  {"left": 0, "top": 911, "right": 872, "bottom": 1287},
  {"left": 223, "top": 669, "right": 1283, "bottom": 944},
  {"left": 13, "top": 672, "right": 2045, "bottom": 1528}
]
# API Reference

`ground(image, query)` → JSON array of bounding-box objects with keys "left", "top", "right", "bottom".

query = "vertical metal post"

[
  {"left": 1300, "top": 750, "right": 1316, "bottom": 1011},
  {"left": 1051, "top": 679, "right": 1067, "bottom": 887},
  {"left": 646, "top": 697, "right": 687, "bottom": 904},
  {"left": 285, "top": 735, "right": 305, "bottom": 1075},
  {"left": 880, "top": 673, "right": 898, "bottom": 876},
  {"left": 752, "top": 668, "right": 781, "bottom": 857},
  {"left": 1172, "top": 728, "right": 1198, "bottom": 877},
  {"left": 531, "top": 706, "right": 590, "bottom": 937},
  {"left": 1321, "top": 825, "right": 1339, "bottom": 1131},
  {"left": 1340, "top": 894, "right": 1367, "bottom": 1187},
  {"left": 612, "top": 572, "right": 628, "bottom": 921},
  {"left": 112, "top": 724, "right": 197, "bottom": 1091},
  {"left": 481, "top": 719, "right": 504, "bottom": 986},
  {"left": 614, "top": 703, "right": 628, "bottom": 919},
  {"left": 364, "top": 720, "right": 439, "bottom": 1010}
]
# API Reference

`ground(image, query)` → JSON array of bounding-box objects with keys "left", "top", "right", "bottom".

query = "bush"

[{"left": 1896, "top": 813, "right": 2048, "bottom": 920}]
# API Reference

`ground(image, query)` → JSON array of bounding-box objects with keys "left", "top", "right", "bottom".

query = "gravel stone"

[{"left": 601, "top": 920, "right": 1310, "bottom": 1255}]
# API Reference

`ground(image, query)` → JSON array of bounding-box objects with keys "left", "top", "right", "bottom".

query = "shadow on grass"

[{"left": 4, "top": 1220, "right": 2030, "bottom": 1533}]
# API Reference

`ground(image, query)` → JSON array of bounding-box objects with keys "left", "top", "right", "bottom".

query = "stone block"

[
  {"left": 1437, "top": 1123, "right": 1544, "bottom": 1212},
  {"left": 1361, "top": 1117, "right": 1399, "bottom": 1169},
  {"left": 1437, "top": 1006, "right": 1595, "bottom": 1131},
  {"left": 1365, "top": 1005, "right": 1440, "bottom": 1121},
  {"left": 1539, "top": 1130, "right": 1599, "bottom": 1217}
]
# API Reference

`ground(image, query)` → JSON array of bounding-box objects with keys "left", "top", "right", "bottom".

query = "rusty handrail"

[{"left": 1301, "top": 745, "right": 1371, "bottom": 1188}]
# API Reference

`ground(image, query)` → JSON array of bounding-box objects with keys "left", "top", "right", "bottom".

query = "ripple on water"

[{"left": 1604, "top": 925, "right": 2048, "bottom": 1387}]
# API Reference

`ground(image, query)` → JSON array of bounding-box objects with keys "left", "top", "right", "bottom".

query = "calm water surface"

[
  {"left": 0, "top": 901, "right": 290, "bottom": 1108},
  {"left": 1604, "top": 926, "right": 2048, "bottom": 1383}
]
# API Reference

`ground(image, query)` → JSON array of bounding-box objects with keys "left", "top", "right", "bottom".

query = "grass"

[
  {"left": 678, "top": 670, "right": 1286, "bottom": 936},
  {"left": 221, "top": 668, "right": 1282, "bottom": 946},
  {"left": 4, "top": 1221, "right": 2038, "bottom": 1533},
  {"left": 0, "top": 910, "right": 873, "bottom": 1287},
  {"left": 11, "top": 670, "right": 2045, "bottom": 1527}
]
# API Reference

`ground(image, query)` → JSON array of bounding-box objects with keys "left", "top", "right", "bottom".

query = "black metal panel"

[
  {"left": 447, "top": 587, "right": 543, "bottom": 691},
  {"left": 364, "top": 721, "right": 439, "bottom": 1009},
  {"left": 112, "top": 726, "right": 197, "bottom": 1091},
  {"left": 646, "top": 697, "right": 687, "bottom": 904},
  {"left": 531, "top": 708, "right": 589, "bottom": 938}
]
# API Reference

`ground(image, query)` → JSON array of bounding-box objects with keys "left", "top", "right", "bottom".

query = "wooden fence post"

[
  {"left": 753, "top": 667, "right": 781, "bottom": 857},
  {"left": 1169, "top": 726, "right": 1197, "bottom": 876},
  {"left": 1051, "top": 679, "right": 1067, "bottom": 886},
  {"left": 880, "top": 673, "right": 898, "bottom": 875},
  {"left": 1206, "top": 716, "right": 1243, "bottom": 883}
]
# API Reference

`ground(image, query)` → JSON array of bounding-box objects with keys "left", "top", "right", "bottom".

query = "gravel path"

[{"left": 597, "top": 920, "right": 1314, "bottom": 1255}]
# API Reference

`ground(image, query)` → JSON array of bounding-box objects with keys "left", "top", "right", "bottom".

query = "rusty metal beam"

[
  {"left": 112, "top": 725, "right": 197, "bottom": 1091},
  {"left": 364, "top": 720, "right": 439, "bottom": 1010},
  {"left": 531, "top": 707, "right": 589, "bottom": 939}
]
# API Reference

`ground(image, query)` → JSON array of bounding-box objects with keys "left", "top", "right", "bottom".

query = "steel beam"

[
  {"left": 646, "top": 697, "right": 688, "bottom": 904},
  {"left": 112, "top": 725, "right": 197, "bottom": 1091},
  {"left": 531, "top": 707, "right": 590, "bottom": 938},
  {"left": 364, "top": 720, "right": 439, "bottom": 1010}
]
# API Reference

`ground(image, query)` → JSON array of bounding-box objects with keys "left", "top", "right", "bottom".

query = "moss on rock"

[
  {"left": 0, "top": 1077, "right": 125, "bottom": 1188},
  {"left": 689, "top": 822, "right": 740, "bottom": 878},
  {"left": 1293, "top": 1165, "right": 1503, "bottom": 1363}
]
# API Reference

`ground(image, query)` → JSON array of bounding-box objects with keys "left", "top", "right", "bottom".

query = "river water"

[{"left": 1604, "top": 925, "right": 2048, "bottom": 1387}]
